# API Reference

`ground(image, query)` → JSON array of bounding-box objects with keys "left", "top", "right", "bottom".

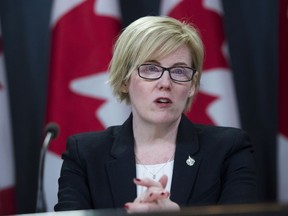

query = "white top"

[{"left": 136, "top": 160, "right": 174, "bottom": 197}]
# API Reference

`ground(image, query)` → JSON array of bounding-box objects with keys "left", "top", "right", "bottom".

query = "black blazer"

[{"left": 54, "top": 114, "right": 258, "bottom": 211}]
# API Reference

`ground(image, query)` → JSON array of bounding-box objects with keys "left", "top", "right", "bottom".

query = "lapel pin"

[{"left": 186, "top": 156, "right": 195, "bottom": 166}]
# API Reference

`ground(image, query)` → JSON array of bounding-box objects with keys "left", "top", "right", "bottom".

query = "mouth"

[{"left": 155, "top": 97, "right": 172, "bottom": 104}]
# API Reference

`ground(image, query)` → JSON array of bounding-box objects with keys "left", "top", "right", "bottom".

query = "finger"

[
  {"left": 134, "top": 187, "right": 166, "bottom": 203},
  {"left": 157, "top": 199, "right": 181, "bottom": 211},
  {"left": 124, "top": 202, "right": 150, "bottom": 213},
  {"left": 124, "top": 198, "right": 180, "bottom": 213},
  {"left": 124, "top": 202, "right": 160, "bottom": 214},
  {"left": 133, "top": 178, "right": 162, "bottom": 188},
  {"left": 144, "top": 191, "right": 170, "bottom": 203},
  {"left": 158, "top": 175, "right": 168, "bottom": 188}
]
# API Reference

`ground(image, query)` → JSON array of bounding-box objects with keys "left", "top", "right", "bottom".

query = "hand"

[{"left": 124, "top": 175, "right": 180, "bottom": 213}]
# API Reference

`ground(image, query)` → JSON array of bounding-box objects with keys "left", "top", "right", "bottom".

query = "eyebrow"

[{"left": 144, "top": 60, "right": 190, "bottom": 67}]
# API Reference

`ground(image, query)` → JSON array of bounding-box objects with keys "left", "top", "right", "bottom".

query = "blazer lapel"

[
  {"left": 170, "top": 115, "right": 202, "bottom": 205},
  {"left": 105, "top": 115, "right": 137, "bottom": 207},
  {"left": 105, "top": 114, "right": 202, "bottom": 206}
]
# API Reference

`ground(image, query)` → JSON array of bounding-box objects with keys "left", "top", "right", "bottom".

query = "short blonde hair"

[{"left": 108, "top": 16, "right": 204, "bottom": 112}]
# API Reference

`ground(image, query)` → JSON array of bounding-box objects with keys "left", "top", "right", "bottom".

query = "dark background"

[{"left": 0, "top": 0, "right": 278, "bottom": 214}]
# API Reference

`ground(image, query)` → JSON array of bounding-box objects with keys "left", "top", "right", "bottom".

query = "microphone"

[{"left": 36, "top": 122, "right": 59, "bottom": 212}]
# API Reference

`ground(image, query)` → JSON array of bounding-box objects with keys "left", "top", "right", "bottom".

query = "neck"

[
  {"left": 133, "top": 115, "right": 181, "bottom": 145},
  {"left": 133, "top": 115, "right": 181, "bottom": 164}
]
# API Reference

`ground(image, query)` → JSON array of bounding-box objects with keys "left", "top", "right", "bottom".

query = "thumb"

[{"left": 159, "top": 175, "right": 168, "bottom": 189}]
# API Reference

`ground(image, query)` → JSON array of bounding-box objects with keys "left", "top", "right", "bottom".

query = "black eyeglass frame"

[{"left": 137, "top": 64, "right": 197, "bottom": 82}]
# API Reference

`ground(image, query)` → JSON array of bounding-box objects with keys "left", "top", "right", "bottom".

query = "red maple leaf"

[
  {"left": 168, "top": 0, "right": 229, "bottom": 125},
  {"left": 47, "top": 0, "right": 121, "bottom": 155},
  {"left": 169, "top": 0, "right": 228, "bottom": 70},
  {"left": 188, "top": 92, "right": 218, "bottom": 125}
]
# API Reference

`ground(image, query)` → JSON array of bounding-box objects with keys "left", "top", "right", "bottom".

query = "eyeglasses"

[{"left": 137, "top": 64, "right": 196, "bottom": 82}]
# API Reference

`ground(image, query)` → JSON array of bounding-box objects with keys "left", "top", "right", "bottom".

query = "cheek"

[
  {"left": 182, "top": 91, "right": 191, "bottom": 103},
  {"left": 181, "top": 85, "right": 194, "bottom": 98},
  {"left": 128, "top": 76, "right": 146, "bottom": 99},
  {"left": 177, "top": 86, "right": 194, "bottom": 107}
]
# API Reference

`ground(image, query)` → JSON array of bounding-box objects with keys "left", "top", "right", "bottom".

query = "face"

[{"left": 122, "top": 44, "right": 196, "bottom": 126}]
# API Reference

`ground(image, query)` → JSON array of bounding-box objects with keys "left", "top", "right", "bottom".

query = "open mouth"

[{"left": 155, "top": 98, "right": 172, "bottom": 104}]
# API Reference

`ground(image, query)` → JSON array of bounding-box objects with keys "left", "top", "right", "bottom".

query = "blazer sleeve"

[
  {"left": 54, "top": 135, "right": 93, "bottom": 211},
  {"left": 218, "top": 129, "right": 258, "bottom": 204}
]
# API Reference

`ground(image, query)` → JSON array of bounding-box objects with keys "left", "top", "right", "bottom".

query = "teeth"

[{"left": 158, "top": 98, "right": 170, "bottom": 103}]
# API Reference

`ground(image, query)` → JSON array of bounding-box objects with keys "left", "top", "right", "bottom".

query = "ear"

[
  {"left": 120, "top": 82, "right": 129, "bottom": 93},
  {"left": 188, "top": 85, "right": 196, "bottom": 98},
  {"left": 188, "top": 71, "right": 199, "bottom": 97}
]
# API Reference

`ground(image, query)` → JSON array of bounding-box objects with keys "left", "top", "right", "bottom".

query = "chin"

[{"left": 151, "top": 112, "right": 182, "bottom": 124}]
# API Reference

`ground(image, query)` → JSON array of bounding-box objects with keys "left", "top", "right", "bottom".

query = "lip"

[{"left": 154, "top": 97, "right": 173, "bottom": 107}]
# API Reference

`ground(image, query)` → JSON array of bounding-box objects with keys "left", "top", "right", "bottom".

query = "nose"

[{"left": 157, "top": 70, "right": 172, "bottom": 89}]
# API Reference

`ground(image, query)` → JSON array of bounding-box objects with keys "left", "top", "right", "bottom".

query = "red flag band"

[{"left": 277, "top": 0, "right": 288, "bottom": 203}]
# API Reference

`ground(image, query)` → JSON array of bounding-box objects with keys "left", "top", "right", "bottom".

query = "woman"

[{"left": 54, "top": 16, "right": 258, "bottom": 213}]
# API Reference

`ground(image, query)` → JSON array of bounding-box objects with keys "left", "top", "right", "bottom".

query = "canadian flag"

[
  {"left": 0, "top": 25, "right": 16, "bottom": 215},
  {"left": 160, "top": 0, "right": 240, "bottom": 127},
  {"left": 277, "top": 0, "right": 288, "bottom": 203},
  {"left": 44, "top": 0, "right": 129, "bottom": 211}
]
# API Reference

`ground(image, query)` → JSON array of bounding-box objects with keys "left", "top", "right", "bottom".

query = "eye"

[
  {"left": 171, "top": 68, "right": 186, "bottom": 75},
  {"left": 146, "top": 65, "right": 161, "bottom": 72}
]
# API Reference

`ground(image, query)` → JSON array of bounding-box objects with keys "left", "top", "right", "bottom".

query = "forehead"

[{"left": 145, "top": 44, "right": 192, "bottom": 66}]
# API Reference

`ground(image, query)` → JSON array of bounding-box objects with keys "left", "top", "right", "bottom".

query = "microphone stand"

[{"left": 35, "top": 124, "right": 59, "bottom": 212}]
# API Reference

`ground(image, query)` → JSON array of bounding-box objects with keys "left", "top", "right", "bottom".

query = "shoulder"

[
  {"left": 63, "top": 115, "right": 134, "bottom": 161},
  {"left": 179, "top": 115, "right": 252, "bottom": 152},
  {"left": 193, "top": 124, "right": 253, "bottom": 154},
  {"left": 68, "top": 126, "right": 120, "bottom": 144},
  {"left": 64, "top": 125, "right": 121, "bottom": 157},
  {"left": 194, "top": 124, "right": 249, "bottom": 139},
  {"left": 181, "top": 114, "right": 249, "bottom": 142},
  {"left": 67, "top": 114, "right": 133, "bottom": 148}
]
